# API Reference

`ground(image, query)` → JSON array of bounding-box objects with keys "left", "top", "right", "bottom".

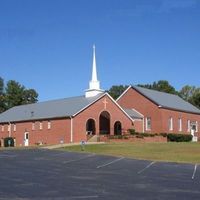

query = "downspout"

[{"left": 70, "top": 116, "right": 73, "bottom": 143}]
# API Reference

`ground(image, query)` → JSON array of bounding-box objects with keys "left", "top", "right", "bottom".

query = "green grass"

[{"left": 61, "top": 142, "right": 200, "bottom": 164}]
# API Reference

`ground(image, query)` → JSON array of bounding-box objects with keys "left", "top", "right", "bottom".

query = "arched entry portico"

[
  {"left": 114, "top": 121, "right": 122, "bottom": 135},
  {"left": 86, "top": 119, "right": 96, "bottom": 135},
  {"left": 99, "top": 111, "right": 110, "bottom": 134}
]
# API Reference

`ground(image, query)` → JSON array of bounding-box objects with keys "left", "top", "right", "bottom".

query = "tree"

[
  {"left": 22, "top": 89, "right": 38, "bottom": 104},
  {"left": 5, "top": 80, "right": 38, "bottom": 110},
  {"left": 107, "top": 85, "right": 129, "bottom": 99},
  {"left": 179, "top": 85, "right": 196, "bottom": 101},
  {"left": 138, "top": 80, "right": 178, "bottom": 94},
  {"left": 0, "top": 77, "right": 6, "bottom": 113},
  {"left": 190, "top": 92, "right": 200, "bottom": 109}
]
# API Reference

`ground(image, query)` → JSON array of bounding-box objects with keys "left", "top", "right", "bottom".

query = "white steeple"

[{"left": 85, "top": 45, "right": 104, "bottom": 98}]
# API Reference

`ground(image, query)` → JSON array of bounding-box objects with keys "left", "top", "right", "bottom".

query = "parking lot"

[{"left": 0, "top": 149, "right": 199, "bottom": 199}]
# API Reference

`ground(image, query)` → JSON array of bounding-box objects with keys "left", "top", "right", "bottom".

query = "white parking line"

[
  {"left": 192, "top": 164, "right": 198, "bottom": 180},
  {"left": 69, "top": 195, "right": 99, "bottom": 199},
  {"left": 137, "top": 161, "right": 156, "bottom": 174},
  {"left": 63, "top": 154, "right": 95, "bottom": 164},
  {"left": 96, "top": 157, "right": 124, "bottom": 169}
]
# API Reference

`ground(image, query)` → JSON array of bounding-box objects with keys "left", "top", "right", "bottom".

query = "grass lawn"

[{"left": 61, "top": 142, "right": 200, "bottom": 164}]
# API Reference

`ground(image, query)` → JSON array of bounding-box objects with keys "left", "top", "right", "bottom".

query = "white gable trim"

[
  {"left": 116, "top": 85, "right": 132, "bottom": 102},
  {"left": 73, "top": 92, "right": 134, "bottom": 123},
  {"left": 72, "top": 93, "right": 106, "bottom": 117}
]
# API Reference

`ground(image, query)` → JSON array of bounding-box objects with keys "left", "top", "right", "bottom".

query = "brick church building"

[
  {"left": 0, "top": 46, "right": 142, "bottom": 147},
  {"left": 0, "top": 46, "right": 199, "bottom": 147},
  {"left": 117, "top": 86, "right": 200, "bottom": 141}
]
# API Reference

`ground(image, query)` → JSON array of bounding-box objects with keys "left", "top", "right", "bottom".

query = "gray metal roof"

[
  {"left": 124, "top": 109, "right": 143, "bottom": 119},
  {"left": 0, "top": 94, "right": 104, "bottom": 123},
  {"left": 133, "top": 86, "right": 200, "bottom": 114}
]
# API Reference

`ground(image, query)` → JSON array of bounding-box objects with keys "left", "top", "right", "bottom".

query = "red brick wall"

[
  {"left": 73, "top": 94, "right": 134, "bottom": 142},
  {"left": 0, "top": 119, "right": 71, "bottom": 147},
  {"left": 117, "top": 88, "right": 162, "bottom": 133},
  {"left": 118, "top": 87, "right": 200, "bottom": 139}
]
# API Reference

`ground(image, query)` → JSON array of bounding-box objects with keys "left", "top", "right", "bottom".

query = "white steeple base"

[{"left": 85, "top": 88, "right": 104, "bottom": 98}]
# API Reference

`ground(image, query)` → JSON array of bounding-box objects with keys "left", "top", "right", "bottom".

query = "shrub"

[
  {"left": 167, "top": 133, "right": 192, "bottom": 142},
  {"left": 128, "top": 129, "right": 136, "bottom": 135},
  {"left": 160, "top": 133, "right": 168, "bottom": 137}
]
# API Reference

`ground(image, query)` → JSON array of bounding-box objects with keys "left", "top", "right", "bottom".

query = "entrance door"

[{"left": 24, "top": 132, "right": 29, "bottom": 146}]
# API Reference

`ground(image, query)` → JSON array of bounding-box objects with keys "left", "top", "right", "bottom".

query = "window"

[
  {"left": 8, "top": 124, "right": 11, "bottom": 132},
  {"left": 187, "top": 120, "right": 190, "bottom": 132},
  {"left": 1, "top": 125, "right": 4, "bottom": 132},
  {"left": 32, "top": 122, "right": 35, "bottom": 131},
  {"left": 178, "top": 118, "right": 182, "bottom": 132},
  {"left": 168, "top": 117, "right": 173, "bottom": 131},
  {"left": 196, "top": 121, "right": 198, "bottom": 132},
  {"left": 146, "top": 117, "right": 151, "bottom": 131},
  {"left": 13, "top": 124, "right": 16, "bottom": 132},
  {"left": 47, "top": 121, "right": 51, "bottom": 129},
  {"left": 39, "top": 121, "right": 43, "bottom": 130}
]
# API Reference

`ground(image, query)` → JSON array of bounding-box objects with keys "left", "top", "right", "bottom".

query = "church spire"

[
  {"left": 85, "top": 45, "right": 104, "bottom": 98},
  {"left": 92, "top": 45, "right": 98, "bottom": 82}
]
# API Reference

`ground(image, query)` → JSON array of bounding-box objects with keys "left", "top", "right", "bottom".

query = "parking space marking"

[
  {"left": 69, "top": 195, "right": 99, "bottom": 199},
  {"left": 96, "top": 157, "right": 124, "bottom": 169},
  {"left": 63, "top": 154, "right": 95, "bottom": 164},
  {"left": 192, "top": 164, "right": 198, "bottom": 180},
  {"left": 137, "top": 161, "right": 156, "bottom": 174}
]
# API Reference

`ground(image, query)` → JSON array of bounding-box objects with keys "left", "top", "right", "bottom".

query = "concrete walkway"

[{"left": 41, "top": 142, "right": 105, "bottom": 149}]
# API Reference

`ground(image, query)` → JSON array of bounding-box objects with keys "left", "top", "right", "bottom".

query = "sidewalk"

[{"left": 41, "top": 142, "right": 105, "bottom": 150}]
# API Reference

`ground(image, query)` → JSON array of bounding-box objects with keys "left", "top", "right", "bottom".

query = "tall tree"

[
  {"left": 5, "top": 80, "right": 38, "bottom": 110},
  {"left": 179, "top": 85, "right": 196, "bottom": 101},
  {"left": 107, "top": 85, "right": 129, "bottom": 99}
]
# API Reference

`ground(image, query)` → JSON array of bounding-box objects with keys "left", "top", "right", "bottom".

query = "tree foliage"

[
  {"left": 138, "top": 80, "right": 178, "bottom": 95},
  {"left": 107, "top": 85, "right": 129, "bottom": 99},
  {"left": 0, "top": 77, "right": 38, "bottom": 113}
]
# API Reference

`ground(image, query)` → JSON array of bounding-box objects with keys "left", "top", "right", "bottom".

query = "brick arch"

[
  {"left": 99, "top": 111, "right": 110, "bottom": 135},
  {"left": 86, "top": 118, "right": 96, "bottom": 135}
]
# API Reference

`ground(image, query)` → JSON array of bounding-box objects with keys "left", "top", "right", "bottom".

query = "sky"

[{"left": 0, "top": 0, "right": 200, "bottom": 101}]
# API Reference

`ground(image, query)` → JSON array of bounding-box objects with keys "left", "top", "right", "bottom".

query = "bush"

[
  {"left": 160, "top": 133, "right": 168, "bottom": 137},
  {"left": 4, "top": 137, "right": 14, "bottom": 147},
  {"left": 128, "top": 129, "right": 136, "bottom": 135},
  {"left": 167, "top": 133, "right": 192, "bottom": 142}
]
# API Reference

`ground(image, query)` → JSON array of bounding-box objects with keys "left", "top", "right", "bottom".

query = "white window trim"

[
  {"left": 169, "top": 117, "right": 173, "bottom": 131},
  {"left": 145, "top": 117, "right": 151, "bottom": 131},
  {"left": 1, "top": 125, "right": 4, "bottom": 132},
  {"left": 47, "top": 121, "right": 51, "bottom": 130},
  {"left": 39, "top": 122, "right": 43, "bottom": 130},
  {"left": 187, "top": 120, "right": 190, "bottom": 132},
  {"left": 13, "top": 124, "right": 16, "bottom": 132},
  {"left": 195, "top": 121, "right": 198, "bottom": 132},
  {"left": 32, "top": 122, "right": 35, "bottom": 131},
  {"left": 178, "top": 118, "right": 182, "bottom": 132}
]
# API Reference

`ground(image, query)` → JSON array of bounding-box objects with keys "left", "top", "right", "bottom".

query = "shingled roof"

[
  {"left": 0, "top": 94, "right": 104, "bottom": 123},
  {"left": 132, "top": 86, "right": 200, "bottom": 114}
]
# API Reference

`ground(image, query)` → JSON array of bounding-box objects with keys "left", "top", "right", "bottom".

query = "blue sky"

[{"left": 0, "top": 0, "right": 200, "bottom": 101}]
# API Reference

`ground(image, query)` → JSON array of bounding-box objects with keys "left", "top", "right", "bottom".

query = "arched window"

[
  {"left": 86, "top": 119, "right": 96, "bottom": 135},
  {"left": 99, "top": 111, "right": 110, "bottom": 134},
  {"left": 114, "top": 121, "right": 122, "bottom": 135}
]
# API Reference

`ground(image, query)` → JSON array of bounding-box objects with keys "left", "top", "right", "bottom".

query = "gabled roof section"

[
  {"left": 123, "top": 108, "right": 143, "bottom": 119},
  {"left": 0, "top": 93, "right": 105, "bottom": 123},
  {"left": 133, "top": 86, "right": 200, "bottom": 114}
]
